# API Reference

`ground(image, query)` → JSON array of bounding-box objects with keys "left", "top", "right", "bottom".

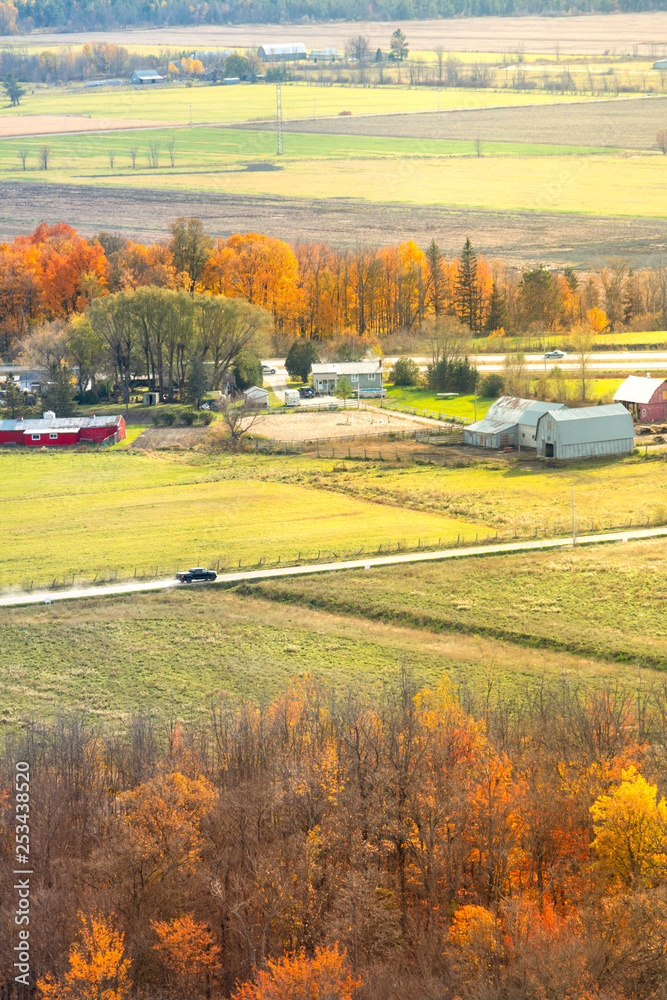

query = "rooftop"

[{"left": 614, "top": 375, "right": 666, "bottom": 405}]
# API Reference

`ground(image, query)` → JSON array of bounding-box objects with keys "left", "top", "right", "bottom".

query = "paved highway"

[{"left": 2, "top": 526, "right": 666, "bottom": 610}]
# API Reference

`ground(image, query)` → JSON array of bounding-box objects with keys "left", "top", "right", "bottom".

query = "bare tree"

[
  {"left": 39, "top": 145, "right": 51, "bottom": 170},
  {"left": 19, "top": 321, "right": 68, "bottom": 370},
  {"left": 129, "top": 147, "right": 138, "bottom": 169},
  {"left": 108, "top": 149, "right": 115, "bottom": 168},
  {"left": 570, "top": 325, "right": 594, "bottom": 402},
  {"left": 17, "top": 148, "right": 29, "bottom": 171},
  {"left": 595, "top": 259, "right": 629, "bottom": 332},
  {"left": 217, "top": 396, "right": 265, "bottom": 449},
  {"left": 166, "top": 138, "right": 176, "bottom": 167},
  {"left": 502, "top": 351, "right": 528, "bottom": 398},
  {"left": 426, "top": 314, "right": 471, "bottom": 367},
  {"left": 657, "top": 128, "right": 667, "bottom": 154},
  {"left": 148, "top": 140, "right": 160, "bottom": 168},
  {"left": 346, "top": 35, "right": 370, "bottom": 63},
  {"left": 433, "top": 45, "right": 445, "bottom": 84}
]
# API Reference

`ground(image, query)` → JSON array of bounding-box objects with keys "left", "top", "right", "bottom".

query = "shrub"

[
  {"left": 480, "top": 374, "right": 505, "bottom": 398},
  {"left": 390, "top": 357, "right": 421, "bottom": 387},
  {"left": 180, "top": 410, "right": 197, "bottom": 426},
  {"left": 200, "top": 411, "right": 215, "bottom": 425},
  {"left": 162, "top": 411, "right": 176, "bottom": 427}
]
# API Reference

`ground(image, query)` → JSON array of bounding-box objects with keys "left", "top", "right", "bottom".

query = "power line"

[{"left": 276, "top": 82, "right": 283, "bottom": 156}]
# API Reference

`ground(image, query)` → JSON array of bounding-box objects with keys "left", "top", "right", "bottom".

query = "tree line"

[
  {"left": 2, "top": 219, "right": 666, "bottom": 390},
  {"left": 3, "top": 672, "right": 667, "bottom": 998}
]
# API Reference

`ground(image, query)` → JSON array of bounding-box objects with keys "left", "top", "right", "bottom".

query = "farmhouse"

[
  {"left": 131, "top": 70, "right": 165, "bottom": 84},
  {"left": 535, "top": 404, "right": 634, "bottom": 459},
  {"left": 0, "top": 412, "right": 125, "bottom": 447},
  {"left": 613, "top": 374, "right": 667, "bottom": 423},
  {"left": 464, "top": 397, "right": 565, "bottom": 449},
  {"left": 311, "top": 361, "right": 384, "bottom": 397},
  {"left": 257, "top": 43, "right": 307, "bottom": 62},
  {"left": 0, "top": 366, "right": 43, "bottom": 394}
]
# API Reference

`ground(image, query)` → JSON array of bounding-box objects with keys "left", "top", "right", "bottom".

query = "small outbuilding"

[
  {"left": 142, "top": 391, "right": 160, "bottom": 406},
  {"left": 464, "top": 397, "right": 565, "bottom": 449},
  {"left": 535, "top": 404, "right": 635, "bottom": 460},
  {"left": 613, "top": 374, "right": 667, "bottom": 423},
  {"left": 257, "top": 43, "right": 307, "bottom": 62},
  {"left": 243, "top": 386, "right": 269, "bottom": 408},
  {"left": 131, "top": 70, "right": 165, "bottom": 84}
]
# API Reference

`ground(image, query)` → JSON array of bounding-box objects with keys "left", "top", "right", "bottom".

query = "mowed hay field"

[
  {"left": 242, "top": 537, "right": 667, "bottom": 666},
  {"left": 0, "top": 450, "right": 489, "bottom": 587},
  {"left": 0, "top": 586, "right": 652, "bottom": 724},
  {"left": 275, "top": 96, "right": 666, "bottom": 150}
]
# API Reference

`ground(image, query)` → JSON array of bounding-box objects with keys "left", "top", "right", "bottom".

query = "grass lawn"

[
  {"left": 0, "top": 586, "right": 652, "bottom": 725},
  {"left": 0, "top": 83, "right": 602, "bottom": 125},
  {"left": 0, "top": 449, "right": 489, "bottom": 587},
  {"left": 375, "top": 386, "right": 494, "bottom": 421},
  {"left": 242, "top": 536, "right": 667, "bottom": 667}
]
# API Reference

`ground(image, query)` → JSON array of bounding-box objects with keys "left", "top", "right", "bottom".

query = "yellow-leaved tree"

[
  {"left": 590, "top": 766, "right": 667, "bottom": 886},
  {"left": 231, "top": 945, "right": 361, "bottom": 1000},
  {"left": 37, "top": 911, "right": 131, "bottom": 1000}
]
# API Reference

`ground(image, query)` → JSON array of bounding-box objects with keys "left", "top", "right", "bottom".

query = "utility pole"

[
  {"left": 474, "top": 383, "right": 477, "bottom": 422},
  {"left": 276, "top": 83, "right": 284, "bottom": 155},
  {"left": 571, "top": 484, "right": 576, "bottom": 545}
]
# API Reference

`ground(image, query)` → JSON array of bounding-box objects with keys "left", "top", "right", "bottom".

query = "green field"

[
  {"left": 242, "top": 536, "right": 667, "bottom": 667},
  {"left": 0, "top": 449, "right": 489, "bottom": 587},
  {"left": 379, "top": 387, "right": 494, "bottom": 420},
  {"left": 0, "top": 82, "right": 599, "bottom": 125},
  {"left": 0, "top": 582, "right": 652, "bottom": 724}
]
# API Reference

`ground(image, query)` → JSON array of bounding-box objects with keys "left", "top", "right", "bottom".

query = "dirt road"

[
  {"left": 3, "top": 181, "right": 667, "bottom": 267},
  {"left": 2, "top": 525, "right": 666, "bottom": 609}
]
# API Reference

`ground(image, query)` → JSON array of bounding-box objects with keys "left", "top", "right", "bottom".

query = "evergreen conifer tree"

[
  {"left": 484, "top": 282, "right": 509, "bottom": 333},
  {"left": 41, "top": 361, "right": 76, "bottom": 417},
  {"left": 1, "top": 377, "right": 27, "bottom": 418},
  {"left": 456, "top": 238, "right": 482, "bottom": 335}
]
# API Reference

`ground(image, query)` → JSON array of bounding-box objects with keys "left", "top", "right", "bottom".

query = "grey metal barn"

[
  {"left": 535, "top": 404, "right": 635, "bottom": 459},
  {"left": 464, "top": 397, "right": 565, "bottom": 449},
  {"left": 257, "top": 44, "right": 307, "bottom": 62}
]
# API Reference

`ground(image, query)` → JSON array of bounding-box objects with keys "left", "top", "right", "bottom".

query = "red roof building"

[{"left": 0, "top": 412, "right": 125, "bottom": 447}]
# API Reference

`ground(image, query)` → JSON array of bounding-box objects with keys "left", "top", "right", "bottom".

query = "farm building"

[
  {"left": 535, "top": 404, "right": 635, "bottom": 460},
  {"left": 464, "top": 397, "right": 565, "bottom": 449},
  {"left": 613, "top": 374, "right": 667, "bottom": 423},
  {"left": 653, "top": 58, "right": 667, "bottom": 69},
  {"left": 0, "top": 412, "right": 125, "bottom": 447},
  {"left": 131, "top": 70, "right": 165, "bottom": 84},
  {"left": 0, "top": 366, "right": 43, "bottom": 394},
  {"left": 244, "top": 386, "right": 269, "bottom": 408},
  {"left": 311, "top": 361, "right": 384, "bottom": 397},
  {"left": 257, "top": 43, "right": 307, "bottom": 62},
  {"left": 309, "top": 48, "right": 342, "bottom": 62}
]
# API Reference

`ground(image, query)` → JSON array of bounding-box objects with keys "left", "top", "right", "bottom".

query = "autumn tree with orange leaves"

[{"left": 37, "top": 912, "right": 131, "bottom": 1000}]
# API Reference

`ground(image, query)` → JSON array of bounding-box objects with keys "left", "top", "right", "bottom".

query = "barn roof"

[
  {"left": 258, "top": 43, "right": 307, "bottom": 55},
  {"left": 0, "top": 415, "right": 122, "bottom": 432},
  {"left": 465, "top": 418, "right": 517, "bottom": 436},
  {"left": 485, "top": 396, "right": 565, "bottom": 427},
  {"left": 614, "top": 375, "right": 666, "bottom": 405},
  {"left": 538, "top": 404, "right": 634, "bottom": 444}
]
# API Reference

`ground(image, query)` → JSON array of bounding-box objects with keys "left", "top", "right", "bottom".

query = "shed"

[
  {"left": 535, "top": 404, "right": 635, "bottom": 460},
  {"left": 653, "top": 59, "right": 667, "bottom": 69},
  {"left": 131, "top": 70, "right": 165, "bottom": 84},
  {"left": 464, "top": 397, "right": 565, "bottom": 449},
  {"left": 142, "top": 391, "right": 159, "bottom": 406},
  {"left": 613, "top": 374, "right": 667, "bottom": 423},
  {"left": 243, "top": 386, "right": 269, "bottom": 408},
  {"left": 257, "top": 43, "right": 307, "bottom": 62}
]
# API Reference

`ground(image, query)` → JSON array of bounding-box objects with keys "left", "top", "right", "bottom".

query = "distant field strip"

[
  {"left": 241, "top": 538, "right": 667, "bottom": 667},
  {"left": 259, "top": 96, "right": 666, "bottom": 150},
  {"left": 0, "top": 84, "right": 597, "bottom": 127}
]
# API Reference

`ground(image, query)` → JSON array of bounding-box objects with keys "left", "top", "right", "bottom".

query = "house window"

[
  {"left": 49, "top": 433, "right": 58, "bottom": 440},
  {"left": 31, "top": 434, "right": 40, "bottom": 441},
  {"left": 642, "top": 409, "right": 647, "bottom": 418},
  {"left": 367, "top": 373, "right": 376, "bottom": 380},
  {"left": 350, "top": 375, "right": 359, "bottom": 382}
]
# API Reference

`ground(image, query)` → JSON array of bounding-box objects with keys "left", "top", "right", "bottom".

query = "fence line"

[
  {"left": 250, "top": 427, "right": 462, "bottom": 454},
  {"left": 6, "top": 514, "right": 664, "bottom": 595},
  {"left": 379, "top": 400, "right": 474, "bottom": 424}
]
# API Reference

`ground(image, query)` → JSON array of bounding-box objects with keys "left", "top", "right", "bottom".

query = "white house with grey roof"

[{"left": 311, "top": 360, "right": 384, "bottom": 397}]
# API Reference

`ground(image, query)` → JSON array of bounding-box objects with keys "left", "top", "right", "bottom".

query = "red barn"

[
  {"left": 0, "top": 412, "right": 125, "bottom": 447},
  {"left": 614, "top": 375, "right": 667, "bottom": 423}
]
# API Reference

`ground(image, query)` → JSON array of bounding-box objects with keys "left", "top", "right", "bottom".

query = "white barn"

[{"left": 535, "top": 404, "right": 635, "bottom": 460}]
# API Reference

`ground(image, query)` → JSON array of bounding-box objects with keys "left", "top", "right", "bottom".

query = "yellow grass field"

[{"left": 65, "top": 152, "right": 666, "bottom": 218}]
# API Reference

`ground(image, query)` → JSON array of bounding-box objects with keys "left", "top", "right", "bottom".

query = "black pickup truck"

[{"left": 176, "top": 567, "right": 217, "bottom": 584}]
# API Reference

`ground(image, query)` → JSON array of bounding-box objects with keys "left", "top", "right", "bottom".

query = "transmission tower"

[{"left": 276, "top": 82, "right": 284, "bottom": 155}]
